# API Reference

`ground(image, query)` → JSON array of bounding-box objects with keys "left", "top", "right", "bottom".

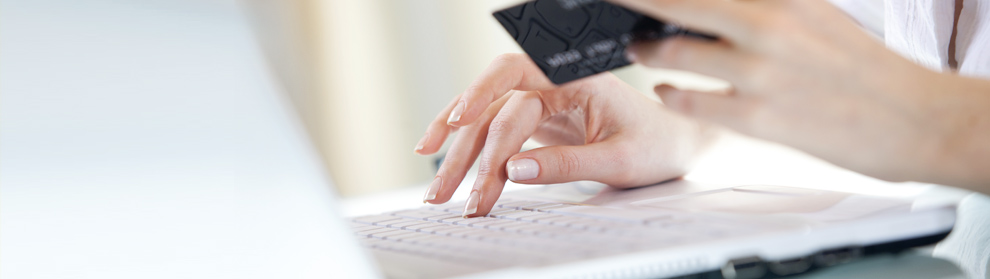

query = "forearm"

[{"left": 925, "top": 74, "right": 990, "bottom": 193}]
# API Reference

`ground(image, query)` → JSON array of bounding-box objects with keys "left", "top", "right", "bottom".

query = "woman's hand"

[
  {"left": 415, "top": 54, "right": 711, "bottom": 217},
  {"left": 614, "top": 0, "right": 990, "bottom": 189}
]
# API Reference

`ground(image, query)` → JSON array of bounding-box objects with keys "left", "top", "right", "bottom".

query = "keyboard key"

[
  {"left": 535, "top": 204, "right": 577, "bottom": 212},
  {"left": 506, "top": 212, "right": 549, "bottom": 221},
  {"left": 393, "top": 233, "right": 434, "bottom": 243},
  {"left": 369, "top": 230, "right": 415, "bottom": 240},
  {"left": 447, "top": 227, "right": 488, "bottom": 239},
  {"left": 487, "top": 209, "right": 529, "bottom": 218},
  {"left": 496, "top": 200, "right": 546, "bottom": 209},
  {"left": 498, "top": 222, "right": 537, "bottom": 234},
  {"left": 533, "top": 215, "right": 569, "bottom": 226},
  {"left": 484, "top": 208, "right": 517, "bottom": 217},
  {"left": 520, "top": 203, "right": 564, "bottom": 211},
  {"left": 478, "top": 219, "right": 519, "bottom": 230},
  {"left": 352, "top": 215, "right": 402, "bottom": 225},
  {"left": 438, "top": 216, "right": 466, "bottom": 225},
  {"left": 425, "top": 212, "right": 460, "bottom": 222},
  {"left": 391, "top": 209, "right": 449, "bottom": 221},
  {"left": 402, "top": 222, "right": 445, "bottom": 232},
  {"left": 566, "top": 220, "right": 608, "bottom": 231},
  {"left": 513, "top": 224, "right": 556, "bottom": 236},
  {"left": 356, "top": 227, "right": 394, "bottom": 237},
  {"left": 406, "top": 235, "right": 448, "bottom": 248},
  {"left": 548, "top": 206, "right": 673, "bottom": 224},
  {"left": 386, "top": 220, "right": 423, "bottom": 229},
  {"left": 493, "top": 210, "right": 540, "bottom": 220},
  {"left": 453, "top": 217, "right": 499, "bottom": 226},
  {"left": 428, "top": 226, "right": 474, "bottom": 237},
  {"left": 519, "top": 213, "right": 565, "bottom": 223},
  {"left": 415, "top": 225, "right": 451, "bottom": 235}
]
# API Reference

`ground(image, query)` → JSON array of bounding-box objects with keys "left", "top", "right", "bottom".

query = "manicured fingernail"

[
  {"left": 413, "top": 132, "right": 429, "bottom": 154},
  {"left": 422, "top": 176, "right": 441, "bottom": 202},
  {"left": 447, "top": 100, "right": 465, "bottom": 125},
  {"left": 462, "top": 190, "right": 480, "bottom": 217},
  {"left": 625, "top": 49, "right": 637, "bottom": 63},
  {"left": 507, "top": 158, "right": 539, "bottom": 181}
]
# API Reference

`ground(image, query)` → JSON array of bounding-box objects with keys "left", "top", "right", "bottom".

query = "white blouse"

[
  {"left": 885, "top": 0, "right": 990, "bottom": 78},
  {"left": 832, "top": 0, "right": 990, "bottom": 77}
]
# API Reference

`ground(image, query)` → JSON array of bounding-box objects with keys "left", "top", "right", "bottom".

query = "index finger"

[
  {"left": 463, "top": 91, "right": 546, "bottom": 217},
  {"left": 446, "top": 53, "right": 557, "bottom": 127},
  {"left": 608, "top": 0, "right": 758, "bottom": 42}
]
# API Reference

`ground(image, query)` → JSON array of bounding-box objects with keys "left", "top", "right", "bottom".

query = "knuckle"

[
  {"left": 475, "top": 151, "right": 499, "bottom": 179},
  {"left": 487, "top": 116, "right": 514, "bottom": 136},
  {"left": 476, "top": 157, "right": 494, "bottom": 177},
  {"left": 552, "top": 148, "right": 582, "bottom": 178}
]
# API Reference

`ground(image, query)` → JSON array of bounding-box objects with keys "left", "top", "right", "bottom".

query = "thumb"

[{"left": 506, "top": 143, "right": 633, "bottom": 186}]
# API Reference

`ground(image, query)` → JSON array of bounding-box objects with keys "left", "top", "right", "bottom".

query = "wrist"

[{"left": 917, "top": 73, "right": 990, "bottom": 191}]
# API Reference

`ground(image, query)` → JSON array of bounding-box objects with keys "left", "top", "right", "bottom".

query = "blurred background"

[{"left": 241, "top": 0, "right": 725, "bottom": 197}]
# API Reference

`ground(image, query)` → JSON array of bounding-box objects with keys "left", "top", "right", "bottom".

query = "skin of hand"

[
  {"left": 414, "top": 53, "right": 713, "bottom": 217},
  {"left": 613, "top": 0, "right": 990, "bottom": 192}
]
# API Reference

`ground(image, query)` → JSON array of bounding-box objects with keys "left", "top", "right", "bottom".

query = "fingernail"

[
  {"left": 625, "top": 49, "right": 637, "bottom": 63},
  {"left": 507, "top": 158, "right": 539, "bottom": 181},
  {"left": 413, "top": 132, "right": 429, "bottom": 154},
  {"left": 462, "top": 190, "right": 480, "bottom": 217},
  {"left": 422, "top": 176, "right": 442, "bottom": 202},
  {"left": 447, "top": 100, "right": 465, "bottom": 125}
]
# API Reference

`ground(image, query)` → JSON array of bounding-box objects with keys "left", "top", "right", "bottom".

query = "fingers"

[
  {"left": 506, "top": 143, "right": 634, "bottom": 186},
  {"left": 414, "top": 96, "right": 462, "bottom": 155},
  {"left": 608, "top": 0, "right": 758, "bottom": 41},
  {"left": 445, "top": 53, "right": 557, "bottom": 128},
  {"left": 424, "top": 92, "right": 515, "bottom": 204},
  {"left": 417, "top": 53, "right": 555, "bottom": 155},
  {"left": 463, "top": 91, "right": 545, "bottom": 217},
  {"left": 654, "top": 84, "right": 754, "bottom": 132},
  {"left": 627, "top": 37, "right": 755, "bottom": 86}
]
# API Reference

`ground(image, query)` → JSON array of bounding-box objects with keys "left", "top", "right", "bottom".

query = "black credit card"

[{"left": 493, "top": 0, "right": 715, "bottom": 85}]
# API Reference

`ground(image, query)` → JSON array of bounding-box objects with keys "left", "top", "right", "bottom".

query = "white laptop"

[
  {"left": 0, "top": 1, "right": 956, "bottom": 279},
  {"left": 354, "top": 180, "right": 954, "bottom": 279}
]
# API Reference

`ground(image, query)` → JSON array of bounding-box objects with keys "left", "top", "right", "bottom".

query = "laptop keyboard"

[{"left": 350, "top": 199, "right": 748, "bottom": 268}]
